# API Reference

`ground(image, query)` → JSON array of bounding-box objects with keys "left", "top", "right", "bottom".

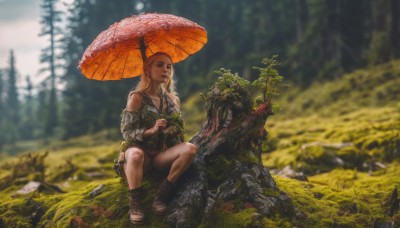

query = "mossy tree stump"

[{"left": 166, "top": 65, "right": 295, "bottom": 227}]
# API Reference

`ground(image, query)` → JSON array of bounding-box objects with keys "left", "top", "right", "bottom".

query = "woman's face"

[{"left": 148, "top": 54, "right": 172, "bottom": 85}]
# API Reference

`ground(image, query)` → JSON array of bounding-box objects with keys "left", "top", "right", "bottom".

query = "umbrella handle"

[{"left": 140, "top": 37, "right": 147, "bottom": 61}]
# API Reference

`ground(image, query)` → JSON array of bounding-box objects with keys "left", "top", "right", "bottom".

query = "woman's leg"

[
  {"left": 152, "top": 142, "right": 197, "bottom": 183},
  {"left": 123, "top": 147, "right": 151, "bottom": 224},
  {"left": 124, "top": 147, "right": 151, "bottom": 189},
  {"left": 151, "top": 142, "right": 197, "bottom": 215}
]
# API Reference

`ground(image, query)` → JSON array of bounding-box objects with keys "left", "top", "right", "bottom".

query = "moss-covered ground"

[
  {"left": 275, "top": 163, "right": 400, "bottom": 227},
  {"left": 1, "top": 60, "right": 400, "bottom": 227},
  {"left": 263, "top": 106, "right": 400, "bottom": 174}
]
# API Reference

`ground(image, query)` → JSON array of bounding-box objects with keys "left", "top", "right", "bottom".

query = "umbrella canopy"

[{"left": 79, "top": 13, "right": 208, "bottom": 81}]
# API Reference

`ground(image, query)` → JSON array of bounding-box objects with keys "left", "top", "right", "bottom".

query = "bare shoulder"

[{"left": 126, "top": 91, "right": 143, "bottom": 112}]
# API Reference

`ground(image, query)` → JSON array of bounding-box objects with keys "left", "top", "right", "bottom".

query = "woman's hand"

[
  {"left": 143, "top": 119, "right": 168, "bottom": 138},
  {"left": 150, "top": 119, "right": 168, "bottom": 135}
]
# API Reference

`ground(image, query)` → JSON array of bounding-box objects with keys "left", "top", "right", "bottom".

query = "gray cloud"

[{"left": 0, "top": 0, "right": 41, "bottom": 22}]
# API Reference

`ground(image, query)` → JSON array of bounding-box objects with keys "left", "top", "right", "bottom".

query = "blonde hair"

[{"left": 135, "top": 52, "right": 177, "bottom": 97}]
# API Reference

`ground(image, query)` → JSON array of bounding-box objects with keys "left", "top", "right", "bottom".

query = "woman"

[{"left": 116, "top": 52, "right": 197, "bottom": 225}]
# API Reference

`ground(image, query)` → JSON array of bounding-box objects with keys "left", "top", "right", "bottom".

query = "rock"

[
  {"left": 15, "top": 181, "right": 64, "bottom": 195},
  {"left": 375, "top": 162, "right": 387, "bottom": 169},
  {"left": 90, "top": 184, "right": 105, "bottom": 198},
  {"left": 86, "top": 171, "right": 107, "bottom": 178},
  {"left": 333, "top": 157, "right": 345, "bottom": 166},
  {"left": 16, "top": 181, "right": 41, "bottom": 195},
  {"left": 273, "top": 166, "right": 308, "bottom": 181}
]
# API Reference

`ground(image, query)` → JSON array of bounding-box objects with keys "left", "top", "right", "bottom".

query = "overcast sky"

[{"left": 0, "top": 0, "right": 70, "bottom": 88}]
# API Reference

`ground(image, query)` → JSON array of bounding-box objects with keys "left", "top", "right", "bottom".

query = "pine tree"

[
  {"left": 5, "top": 50, "right": 19, "bottom": 145},
  {"left": 368, "top": 0, "right": 394, "bottom": 64},
  {"left": 39, "top": 0, "right": 62, "bottom": 136},
  {"left": 36, "top": 81, "right": 49, "bottom": 139},
  {"left": 59, "top": 0, "right": 88, "bottom": 138},
  {"left": 20, "top": 76, "right": 34, "bottom": 140}
]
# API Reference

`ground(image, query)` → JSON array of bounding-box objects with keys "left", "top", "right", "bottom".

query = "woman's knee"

[
  {"left": 126, "top": 148, "right": 145, "bottom": 164},
  {"left": 184, "top": 143, "right": 197, "bottom": 157}
]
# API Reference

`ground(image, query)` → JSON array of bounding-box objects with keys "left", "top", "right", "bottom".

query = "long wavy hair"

[{"left": 135, "top": 52, "right": 177, "bottom": 97}]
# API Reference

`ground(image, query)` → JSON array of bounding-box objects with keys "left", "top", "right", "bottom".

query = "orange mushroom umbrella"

[{"left": 78, "top": 13, "right": 208, "bottom": 81}]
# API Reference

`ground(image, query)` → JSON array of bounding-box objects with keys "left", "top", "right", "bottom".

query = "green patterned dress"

[{"left": 120, "top": 91, "right": 185, "bottom": 158}]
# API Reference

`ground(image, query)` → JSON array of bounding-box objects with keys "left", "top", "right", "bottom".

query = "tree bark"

[{"left": 166, "top": 78, "right": 295, "bottom": 227}]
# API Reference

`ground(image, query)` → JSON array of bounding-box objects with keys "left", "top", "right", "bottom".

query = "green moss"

[
  {"left": 264, "top": 106, "right": 400, "bottom": 175},
  {"left": 205, "top": 206, "right": 293, "bottom": 227},
  {"left": 275, "top": 176, "right": 365, "bottom": 227},
  {"left": 0, "top": 198, "right": 33, "bottom": 227},
  {"left": 205, "top": 208, "right": 259, "bottom": 227},
  {"left": 206, "top": 154, "right": 233, "bottom": 190},
  {"left": 36, "top": 177, "right": 168, "bottom": 227},
  {"left": 273, "top": 162, "right": 400, "bottom": 227},
  {"left": 235, "top": 148, "right": 260, "bottom": 164},
  {"left": 0, "top": 176, "right": 171, "bottom": 227},
  {"left": 263, "top": 188, "right": 280, "bottom": 198}
]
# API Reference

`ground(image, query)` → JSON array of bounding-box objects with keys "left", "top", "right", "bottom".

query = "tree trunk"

[{"left": 166, "top": 76, "right": 296, "bottom": 227}]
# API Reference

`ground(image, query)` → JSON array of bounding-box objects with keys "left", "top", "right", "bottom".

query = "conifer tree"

[
  {"left": 39, "top": 0, "right": 62, "bottom": 136},
  {"left": 20, "top": 76, "right": 34, "bottom": 140},
  {"left": 36, "top": 81, "right": 49, "bottom": 139},
  {"left": 5, "top": 50, "right": 19, "bottom": 145},
  {"left": 368, "top": 0, "right": 394, "bottom": 64}
]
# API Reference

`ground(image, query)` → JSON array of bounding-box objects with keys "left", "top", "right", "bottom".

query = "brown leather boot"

[
  {"left": 152, "top": 179, "right": 175, "bottom": 215},
  {"left": 128, "top": 187, "right": 145, "bottom": 224}
]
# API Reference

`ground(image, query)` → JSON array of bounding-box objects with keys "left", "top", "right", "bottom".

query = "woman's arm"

[{"left": 121, "top": 93, "right": 145, "bottom": 142}]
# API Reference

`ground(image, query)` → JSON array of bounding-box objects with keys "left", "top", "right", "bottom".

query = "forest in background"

[{"left": 1, "top": 0, "right": 400, "bottom": 153}]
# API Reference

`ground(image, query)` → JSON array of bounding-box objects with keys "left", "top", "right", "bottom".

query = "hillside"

[
  {"left": 1, "top": 61, "right": 400, "bottom": 227},
  {"left": 274, "top": 60, "right": 400, "bottom": 118}
]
